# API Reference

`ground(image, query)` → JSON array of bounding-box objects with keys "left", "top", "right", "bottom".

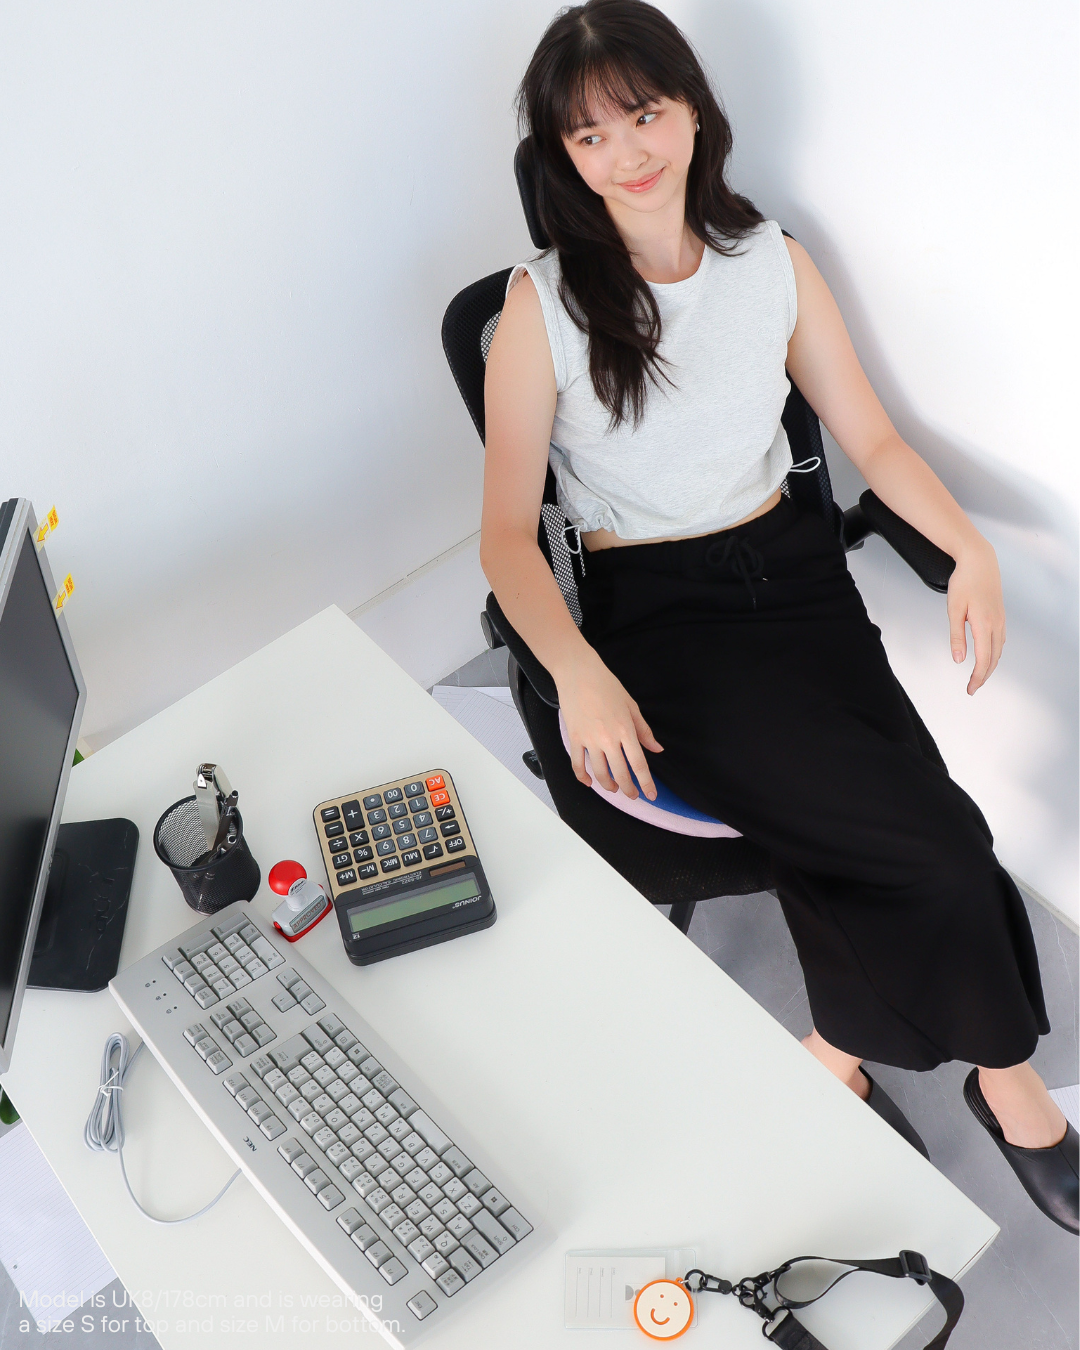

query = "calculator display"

[{"left": 347, "top": 874, "right": 482, "bottom": 934}]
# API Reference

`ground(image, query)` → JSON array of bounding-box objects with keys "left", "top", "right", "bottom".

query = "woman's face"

[{"left": 561, "top": 94, "right": 697, "bottom": 221}]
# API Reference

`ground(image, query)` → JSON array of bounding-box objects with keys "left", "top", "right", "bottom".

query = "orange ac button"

[{"left": 425, "top": 775, "right": 445, "bottom": 792}]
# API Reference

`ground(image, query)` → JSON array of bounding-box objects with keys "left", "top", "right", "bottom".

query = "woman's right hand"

[{"left": 556, "top": 649, "right": 663, "bottom": 800}]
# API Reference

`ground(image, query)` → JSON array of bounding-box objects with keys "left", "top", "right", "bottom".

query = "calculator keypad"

[{"left": 315, "top": 771, "right": 476, "bottom": 896}]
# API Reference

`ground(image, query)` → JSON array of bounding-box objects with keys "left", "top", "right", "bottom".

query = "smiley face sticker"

[{"left": 633, "top": 1279, "right": 694, "bottom": 1340}]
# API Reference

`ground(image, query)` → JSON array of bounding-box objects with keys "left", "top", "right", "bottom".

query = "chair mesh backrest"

[{"left": 441, "top": 264, "right": 839, "bottom": 627}]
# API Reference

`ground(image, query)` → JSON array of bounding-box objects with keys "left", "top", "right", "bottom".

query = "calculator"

[{"left": 314, "top": 772, "right": 496, "bottom": 966}]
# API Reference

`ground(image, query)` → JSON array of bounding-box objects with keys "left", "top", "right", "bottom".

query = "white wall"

[
  {"left": 3, "top": 2, "right": 1077, "bottom": 919},
  {"left": 1, "top": 0, "right": 549, "bottom": 739}
]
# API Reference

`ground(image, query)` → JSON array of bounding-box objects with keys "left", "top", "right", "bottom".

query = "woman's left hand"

[{"left": 947, "top": 537, "right": 1006, "bottom": 694}]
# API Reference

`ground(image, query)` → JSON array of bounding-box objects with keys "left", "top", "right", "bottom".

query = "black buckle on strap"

[{"left": 899, "top": 1250, "right": 931, "bottom": 1285}]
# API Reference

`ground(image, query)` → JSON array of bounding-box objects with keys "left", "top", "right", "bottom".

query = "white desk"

[{"left": 4, "top": 608, "right": 996, "bottom": 1349}]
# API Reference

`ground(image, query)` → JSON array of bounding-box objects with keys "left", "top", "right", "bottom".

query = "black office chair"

[{"left": 441, "top": 139, "right": 954, "bottom": 935}]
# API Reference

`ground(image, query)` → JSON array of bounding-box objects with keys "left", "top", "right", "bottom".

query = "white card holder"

[{"left": 564, "top": 1248, "right": 698, "bottom": 1330}]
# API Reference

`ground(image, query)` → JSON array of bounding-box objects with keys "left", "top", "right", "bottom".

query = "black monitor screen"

[{"left": 0, "top": 531, "right": 79, "bottom": 1043}]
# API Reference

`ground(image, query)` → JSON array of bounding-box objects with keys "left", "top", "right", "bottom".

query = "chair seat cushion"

[{"left": 557, "top": 712, "right": 742, "bottom": 838}]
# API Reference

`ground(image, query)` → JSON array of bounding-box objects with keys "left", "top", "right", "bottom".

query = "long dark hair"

[{"left": 518, "top": 0, "right": 764, "bottom": 428}]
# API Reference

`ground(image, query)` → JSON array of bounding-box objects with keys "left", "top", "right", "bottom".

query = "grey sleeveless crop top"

[{"left": 507, "top": 219, "right": 798, "bottom": 540}]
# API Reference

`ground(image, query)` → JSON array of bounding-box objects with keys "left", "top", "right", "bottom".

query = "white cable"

[{"left": 84, "top": 1032, "right": 243, "bottom": 1225}]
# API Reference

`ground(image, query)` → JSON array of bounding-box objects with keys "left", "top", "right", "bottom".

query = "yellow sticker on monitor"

[
  {"left": 35, "top": 505, "right": 59, "bottom": 548},
  {"left": 54, "top": 573, "right": 75, "bottom": 612}
]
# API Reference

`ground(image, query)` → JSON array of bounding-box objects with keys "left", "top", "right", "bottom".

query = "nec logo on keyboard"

[{"left": 242, "top": 1137, "right": 258, "bottom": 1152}]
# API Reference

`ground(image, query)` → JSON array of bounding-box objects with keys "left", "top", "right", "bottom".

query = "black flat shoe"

[
  {"left": 963, "top": 1067, "right": 1079, "bottom": 1235},
  {"left": 861, "top": 1070, "right": 930, "bottom": 1160}
]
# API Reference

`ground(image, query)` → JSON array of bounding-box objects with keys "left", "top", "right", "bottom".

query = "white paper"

[
  {"left": 0, "top": 1122, "right": 117, "bottom": 1332},
  {"left": 432, "top": 686, "right": 556, "bottom": 811},
  {"left": 1050, "top": 1083, "right": 1079, "bottom": 1133}
]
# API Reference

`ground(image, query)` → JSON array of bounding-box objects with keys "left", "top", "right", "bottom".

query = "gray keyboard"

[{"left": 109, "top": 901, "right": 540, "bottom": 1346}]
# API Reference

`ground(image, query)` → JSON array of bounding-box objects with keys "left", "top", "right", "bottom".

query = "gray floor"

[{"left": 1, "top": 642, "right": 1075, "bottom": 1348}]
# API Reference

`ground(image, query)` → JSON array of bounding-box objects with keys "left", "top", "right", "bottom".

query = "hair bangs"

[{"left": 548, "top": 49, "right": 671, "bottom": 142}]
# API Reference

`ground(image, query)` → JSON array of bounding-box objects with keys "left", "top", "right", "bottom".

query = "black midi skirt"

[{"left": 577, "top": 493, "right": 1049, "bottom": 1072}]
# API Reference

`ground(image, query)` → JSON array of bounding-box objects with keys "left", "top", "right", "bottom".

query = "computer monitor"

[{"left": 0, "top": 498, "right": 86, "bottom": 1076}]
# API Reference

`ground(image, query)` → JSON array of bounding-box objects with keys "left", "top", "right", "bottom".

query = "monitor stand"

[{"left": 28, "top": 819, "right": 138, "bottom": 993}]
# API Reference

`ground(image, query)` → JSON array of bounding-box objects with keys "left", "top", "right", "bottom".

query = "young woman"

[{"left": 481, "top": 0, "right": 1077, "bottom": 1231}]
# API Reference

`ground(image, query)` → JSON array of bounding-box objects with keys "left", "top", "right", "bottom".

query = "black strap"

[{"left": 685, "top": 1250, "right": 963, "bottom": 1350}]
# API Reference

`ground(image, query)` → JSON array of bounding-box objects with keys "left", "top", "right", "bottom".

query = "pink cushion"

[{"left": 557, "top": 712, "right": 741, "bottom": 838}]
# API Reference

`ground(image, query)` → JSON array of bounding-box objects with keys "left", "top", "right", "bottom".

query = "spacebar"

[{"left": 408, "top": 1110, "right": 451, "bottom": 1155}]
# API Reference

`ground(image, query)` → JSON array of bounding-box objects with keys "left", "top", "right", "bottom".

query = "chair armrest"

[
  {"left": 482, "top": 592, "right": 560, "bottom": 707},
  {"left": 844, "top": 490, "right": 956, "bottom": 594}
]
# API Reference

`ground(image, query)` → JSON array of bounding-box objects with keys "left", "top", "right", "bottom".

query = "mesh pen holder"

[{"left": 153, "top": 795, "right": 261, "bottom": 915}]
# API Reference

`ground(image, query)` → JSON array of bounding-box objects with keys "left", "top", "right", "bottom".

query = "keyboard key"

[
  {"left": 448, "top": 1249, "right": 482, "bottom": 1282},
  {"left": 387, "top": 1088, "right": 417, "bottom": 1117},
  {"left": 463, "top": 1168, "right": 491, "bottom": 1198},
  {"left": 404, "top": 781, "right": 425, "bottom": 797},
  {"left": 331, "top": 852, "right": 351, "bottom": 869},
  {"left": 235, "top": 1085, "right": 260, "bottom": 1109},
  {"left": 324, "top": 821, "right": 344, "bottom": 838},
  {"left": 305, "top": 1169, "right": 331, "bottom": 1194},
  {"left": 292, "top": 1154, "right": 317, "bottom": 1179},
  {"left": 260, "top": 1116, "right": 286, "bottom": 1140},
  {"left": 206, "top": 1050, "right": 231, "bottom": 1074},
  {"left": 162, "top": 950, "right": 186, "bottom": 971},
  {"left": 409, "top": 1110, "right": 452, "bottom": 1156},
  {"left": 405, "top": 1200, "right": 431, "bottom": 1225},
  {"left": 193, "top": 988, "right": 218, "bottom": 1009},
  {"left": 339, "top": 1157, "right": 365, "bottom": 1183},
  {"left": 358, "top": 864, "right": 378, "bottom": 880},
  {"left": 320, "top": 806, "right": 341, "bottom": 822},
  {"left": 440, "top": 820, "right": 461, "bottom": 838},
  {"left": 277, "top": 968, "right": 302, "bottom": 990},
  {"left": 412, "top": 811, "right": 433, "bottom": 828},
  {"left": 381, "top": 1203, "right": 406, "bottom": 1230},
  {"left": 408, "top": 797, "right": 429, "bottom": 813},
  {"left": 354, "top": 847, "right": 374, "bottom": 863},
  {"left": 388, "top": 1117, "right": 412, "bottom": 1143},
  {"left": 350, "top": 1225, "right": 380, "bottom": 1253},
  {"left": 253, "top": 1025, "right": 277, "bottom": 1047},
  {"left": 497, "top": 1208, "right": 533, "bottom": 1241},
  {"left": 383, "top": 787, "right": 403, "bottom": 804},
  {"left": 351, "top": 1171, "right": 381, "bottom": 1198},
  {"left": 380, "top": 857, "right": 401, "bottom": 873},
  {"left": 324, "top": 1109, "right": 349, "bottom": 1132},
  {"left": 446, "top": 837, "right": 467, "bottom": 853},
  {"left": 435, "top": 805, "right": 456, "bottom": 822},
  {"left": 447, "top": 1214, "right": 473, "bottom": 1239},
  {"left": 457, "top": 1192, "right": 483, "bottom": 1218},
  {"left": 303, "top": 1026, "right": 333, "bottom": 1053},
  {"left": 366, "top": 1188, "right": 392, "bottom": 1214},
  {"left": 314, "top": 1126, "right": 337, "bottom": 1150},
  {"left": 461, "top": 1230, "right": 499, "bottom": 1268},
  {"left": 234, "top": 1034, "right": 258, "bottom": 1057},
  {"left": 300, "top": 1112, "right": 322, "bottom": 1135},
  {"left": 423, "top": 1254, "right": 450, "bottom": 1280},
  {"left": 336, "top": 869, "right": 357, "bottom": 887},
  {"left": 436, "top": 1269, "right": 467, "bottom": 1297},
  {"left": 349, "top": 831, "right": 369, "bottom": 848},
  {"left": 397, "top": 834, "right": 417, "bottom": 850},
  {"left": 443, "top": 1177, "right": 468, "bottom": 1203},
  {"left": 367, "top": 809, "right": 387, "bottom": 825},
  {"left": 425, "top": 775, "right": 445, "bottom": 791},
  {"left": 428, "top": 1162, "right": 454, "bottom": 1188},
  {"left": 365, "top": 1241, "right": 392, "bottom": 1268},
  {"left": 480, "top": 1187, "right": 511, "bottom": 1217},
  {"left": 317, "top": 1185, "right": 344, "bottom": 1210},
  {"left": 223, "top": 1072, "right": 248, "bottom": 1096},
  {"left": 341, "top": 800, "right": 364, "bottom": 830},
  {"left": 432, "top": 1198, "right": 458, "bottom": 1223},
  {"left": 423, "top": 843, "right": 443, "bottom": 860},
  {"left": 418, "top": 1181, "right": 443, "bottom": 1207},
  {"left": 408, "top": 1236, "right": 435, "bottom": 1264},
  {"left": 433, "top": 1229, "right": 459, "bottom": 1256},
  {"left": 417, "top": 827, "right": 438, "bottom": 844},
  {"left": 391, "top": 816, "right": 412, "bottom": 834},
  {"left": 276, "top": 1085, "right": 300, "bottom": 1108},
  {"left": 441, "top": 1146, "right": 473, "bottom": 1178},
  {"left": 277, "top": 1138, "right": 305, "bottom": 1164},
  {"left": 273, "top": 991, "right": 298, "bottom": 1013},
  {"left": 388, "top": 802, "right": 409, "bottom": 820},
  {"left": 402, "top": 1132, "right": 426, "bottom": 1157},
  {"left": 184, "top": 1022, "right": 207, "bottom": 1045},
  {"left": 336, "top": 1207, "right": 365, "bottom": 1235},
  {"left": 324, "top": 1045, "right": 347, "bottom": 1069},
  {"left": 248, "top": 1101, "right": 274, "bottom": 1125},
  {"left": 379, "top": 1258, "right": 407, "bottom": 1285},
  {"left": 420, "top": 1214, "right": 445, "bottom": 1241},
  {"left": 245, "top": 959, "right": 269, "bottom": 979},
  {"left": 338, "top": 1123, "right": 363, "bottom": 1148},
  {"left": 472, "top": 1208, "right": 516, "bottom": 1253},
  {"left": 376, "top": 838, "right": 396, "bottom": 856},
  {"left": 406, "top": 1290, "right": 438, "bottom": 1321},
  {"left": 289, "top": 1099, "right": 310, "bottom": 1122},
  {"left": 430, "top": 790, "right": 450, "bottom": 807},
  {"left": 339, "top": 1094, "right": 362, "bottom": 1118},
  {"left": 350, "top": 1138, "right": 377, "bottom": 1163},
  {"left": 362, "top": 794, "right": 382, "bottom": 810}
]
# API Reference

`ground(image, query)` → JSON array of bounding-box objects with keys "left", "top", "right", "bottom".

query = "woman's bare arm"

[
  {"left": 784, "top": 238, "right": 1005, "bottom": 693},
  {"left": 481, "top": 272, "right": 661, "bottom": 796}
]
